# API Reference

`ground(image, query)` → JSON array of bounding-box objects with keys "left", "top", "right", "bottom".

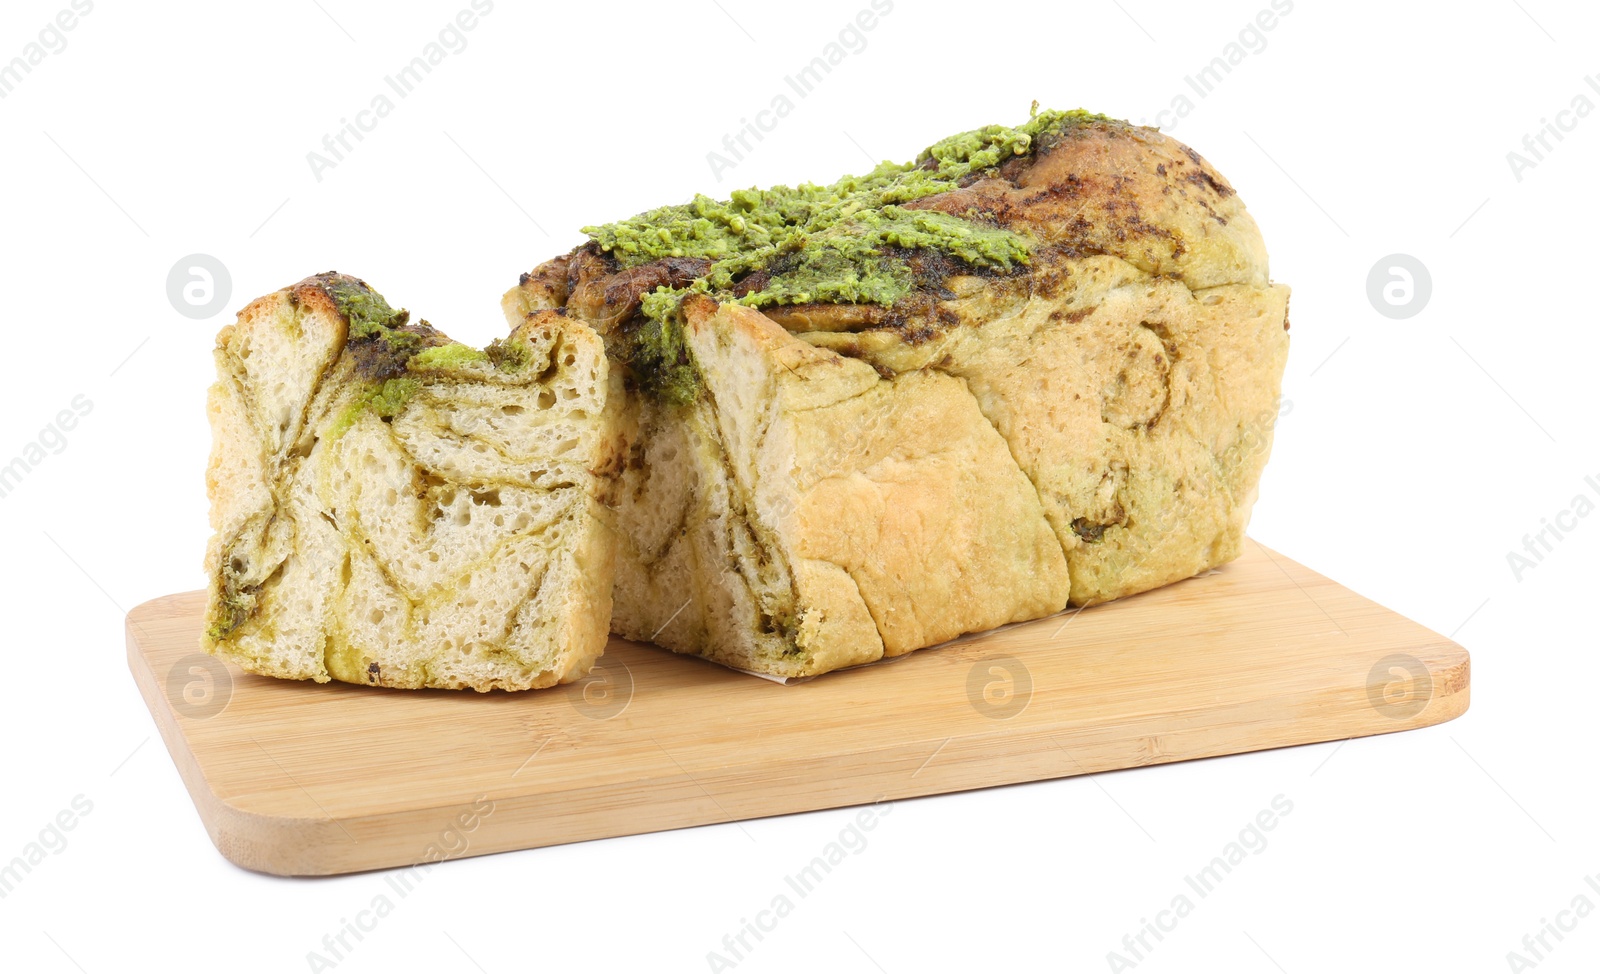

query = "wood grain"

[{"left": 126, "top": 541, "right": 1468, "bottom": 876}]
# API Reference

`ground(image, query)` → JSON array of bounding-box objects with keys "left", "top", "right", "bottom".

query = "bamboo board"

[{"left": 126, "top": 542, "right": 1468, "bottom": 876}]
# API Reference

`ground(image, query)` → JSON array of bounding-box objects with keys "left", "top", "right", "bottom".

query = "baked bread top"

[{"left": 504, "top": 107, "right": 1273, "bottom": 403}]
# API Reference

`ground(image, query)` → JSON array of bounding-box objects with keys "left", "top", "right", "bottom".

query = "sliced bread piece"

[{"left": 203, "top": 272, "right": 621, "bottom": 691}]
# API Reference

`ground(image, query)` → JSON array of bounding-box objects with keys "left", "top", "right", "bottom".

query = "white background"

[{"left": 1, "top": 0, "right": 1595, "bottom": 971}]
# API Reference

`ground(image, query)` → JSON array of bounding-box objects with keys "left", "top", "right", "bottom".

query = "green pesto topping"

[
  {"left": 329, "top": 377, "right": 420, "bottom": 439},
  {"left": 320, "top": 274, "right": 552, "bottom": 435},
  {"left": 412, "top": 343, "right": 490, "bottom": 370},
  {"left": 628, "top": 304, "right": 698, "bottom": 405},
  {"left": 321, "top": 275, "right": 417, "bottom": 349},
  {"left": 582, "top": 106, "right": 1110, "bottom": 319},
  {"left": 486, "top": 337, "right": 533, "bottom": 373},
  {"left": 369, "top": 377, "right": 419, "bottom": 416}
]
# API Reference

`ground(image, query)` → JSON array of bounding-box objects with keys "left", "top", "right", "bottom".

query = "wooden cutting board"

[{"left": 126, "top": 541, "right": 1468, "bottom": 876}]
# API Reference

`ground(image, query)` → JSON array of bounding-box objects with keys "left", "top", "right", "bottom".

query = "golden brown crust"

[
  {"left": 502, "top": 254, "right": 574, "bottom": 324},
  {"left": 757, "top": 303, "right": 892, "bottom": 333},
  {"left": 906, "top": 122, "right": 1269, "bottom": 290}
]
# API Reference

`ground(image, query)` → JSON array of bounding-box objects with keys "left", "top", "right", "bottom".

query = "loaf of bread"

[
  {"left": 203, "top": 273, "right": 621, "bottom": 690},
  {"left": 502, "top": 109, "right": 1290, "bottom": 679}
]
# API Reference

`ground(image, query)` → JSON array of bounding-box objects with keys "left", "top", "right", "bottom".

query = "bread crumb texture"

[{"left": 203, "top": 274, "right": 620, "bottom": 691}]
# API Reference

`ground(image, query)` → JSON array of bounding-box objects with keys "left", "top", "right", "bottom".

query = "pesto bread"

[
  {"left": 204, "top": 273, "right": 622, "bottom": 691},
  {"left": 502, "top": 109, "right": 1291, "bottom": 679}
]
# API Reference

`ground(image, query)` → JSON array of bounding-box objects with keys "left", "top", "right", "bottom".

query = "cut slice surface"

[{"left": 204, "top": 273, "right": 620, "bottom": 691}]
